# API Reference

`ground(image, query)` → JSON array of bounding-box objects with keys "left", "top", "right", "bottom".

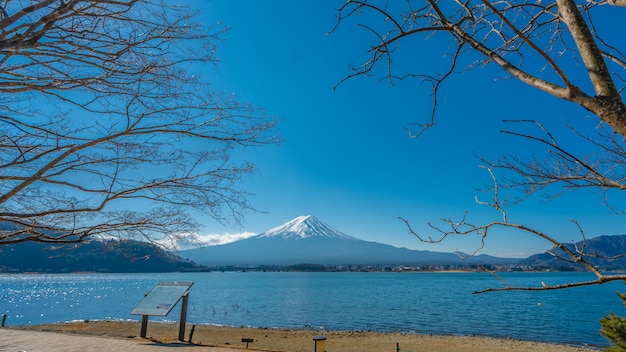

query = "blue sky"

[{"left": 192, "top": 1, "right": 625, "bottom": 257}]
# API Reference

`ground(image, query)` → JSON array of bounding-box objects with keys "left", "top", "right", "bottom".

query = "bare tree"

[
  {"left": 333, "top": 0, "right": 626, "bottom": 291},
  {"left": 0, "top": 1, "right": 278, "bottom": 245}
]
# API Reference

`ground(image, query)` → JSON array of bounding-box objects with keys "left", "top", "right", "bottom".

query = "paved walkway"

[{"left": 0, "top": 329, "right": 250, "bottom": 352}]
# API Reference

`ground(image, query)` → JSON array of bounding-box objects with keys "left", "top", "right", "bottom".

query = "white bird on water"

[{"left": 541, "top": 281, "right": 548, "bottom": 288}]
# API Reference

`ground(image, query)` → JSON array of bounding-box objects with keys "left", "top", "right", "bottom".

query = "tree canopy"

[
  {"left": 334, "top": 0, "right": 626, "bottom": 290},
  {"left": 0, "top": 1, "right": 277, "bottom": 245}
]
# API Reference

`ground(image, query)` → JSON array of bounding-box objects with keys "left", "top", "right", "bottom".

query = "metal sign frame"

[{"left": 131, "top": 281, "right": 194, "bottom": 341}]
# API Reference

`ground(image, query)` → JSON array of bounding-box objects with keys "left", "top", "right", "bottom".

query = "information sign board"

[{"left": 131, "top": 282, "right": 193, "bottom": 316}]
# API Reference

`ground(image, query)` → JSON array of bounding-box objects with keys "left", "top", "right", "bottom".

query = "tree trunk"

[{"left": 557, "top": 0, "right": 626, "bottom": 138}]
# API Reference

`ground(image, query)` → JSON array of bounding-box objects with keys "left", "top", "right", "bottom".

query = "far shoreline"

[{"left": 5, "top": 268, "right": 622, "bottom": 274}]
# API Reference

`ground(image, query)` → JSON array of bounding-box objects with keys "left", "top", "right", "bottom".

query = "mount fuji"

[
  {"left": 180, "top": 215, "right": 516, "bottom": 267},
  {"left": 257, "top": 215, "right": 357, "bottom": 241}
]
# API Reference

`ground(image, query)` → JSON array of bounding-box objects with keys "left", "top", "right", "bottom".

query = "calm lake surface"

[{"left": 0, "top": 271, "right": 623, "bottom": 347}]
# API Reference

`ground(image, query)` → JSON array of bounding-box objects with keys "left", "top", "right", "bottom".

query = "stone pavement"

[{"left": 0, "top": 328, "right": 253, "bottom": 352}]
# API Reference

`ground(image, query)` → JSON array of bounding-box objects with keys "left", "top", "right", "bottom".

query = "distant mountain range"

[
  {"left": 520, "top": 234, "right": 626, "bottom": 270},
  {"left": 2, "top": 216, "right": 625, "bottom": 273},
  {"left": 180, "top": 215, "right": 518, "bottom": 267},
  {"left": 0, "top": 239, "right": 207, "bottom": 273}
]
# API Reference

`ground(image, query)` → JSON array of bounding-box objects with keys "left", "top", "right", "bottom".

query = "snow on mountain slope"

[{"left": 258, "top": 215, "right": 358, "bottom": 240}]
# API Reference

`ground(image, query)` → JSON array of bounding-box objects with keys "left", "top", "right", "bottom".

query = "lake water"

[{"left": 0, "top": 271, "right": 623, "bottom": 347}]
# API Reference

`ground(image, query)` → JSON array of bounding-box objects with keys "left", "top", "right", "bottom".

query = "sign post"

[
  {"left": 178, "top": 291, "right": 189, "bottom": 342},
  {"left": 131, "top": 282, "right": 194, "bottom": 341}
]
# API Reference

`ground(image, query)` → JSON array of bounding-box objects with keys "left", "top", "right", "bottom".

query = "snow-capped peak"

[{"left": 258, "top": 215, "right": 357, "bottom": 240}]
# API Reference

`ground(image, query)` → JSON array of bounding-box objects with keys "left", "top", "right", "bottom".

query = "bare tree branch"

[
  {"left": 474, "top": 273, "right": 626, "bottom": 294},
  {"left": 334, "top": 0, "right": 626, "bottom": 292},
  {"left": 333, "top": 0, "right": 626, "bottom": 136},
  {"left": 0, "top": 1, "right": 279, "bottom": 245}
]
